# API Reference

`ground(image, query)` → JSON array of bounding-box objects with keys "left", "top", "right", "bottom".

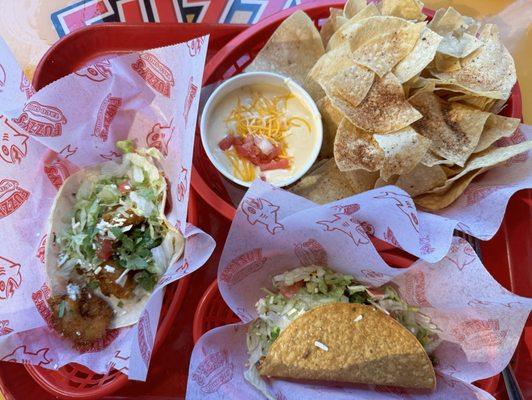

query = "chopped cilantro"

[
  {"left": 136, "top": 271, "right": 157, "bottom": 292},
  {"left": 117, "top": 301, "right": 124, "bottom": 308},
  {"left": 58, "top": 300, "right": 68, "bottom": 318},
  {"left": 269, "top": 326, "right": 280, "bottom": 343},
  {"left": 87, "top": 280, "right": 99, "bottom": 290}
]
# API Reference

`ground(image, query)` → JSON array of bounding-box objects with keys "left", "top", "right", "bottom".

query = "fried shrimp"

[{"left": 49, "top": 288, "right": 113, "bottom": 348}]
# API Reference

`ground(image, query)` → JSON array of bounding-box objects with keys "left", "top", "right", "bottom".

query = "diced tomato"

[
  {"left": 258, "top": 158, "right": 290, "bottom": 171},
  {"left": 279, "top": 281, "right": 304, "bottom": 298},
  {"left": 218, "top": 135, "right": 234, "bottom": 151},
  {"left": 96, "top": 238, "right": 114, "bottom": 261},
  {"left": 118, "top": 180, "right": 131, "bottom": 195}
]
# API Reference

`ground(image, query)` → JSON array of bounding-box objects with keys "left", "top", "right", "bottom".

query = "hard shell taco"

[
  {"left": 45, "top": 140, "right": 184, "bottom": 349},
  {"left": 246, "top": 266, "right": 440, "bottom": 397}
]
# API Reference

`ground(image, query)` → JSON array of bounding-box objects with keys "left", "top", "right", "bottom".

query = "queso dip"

[{"left": 205, "top": 83, "right": 320, "bottom": 187}]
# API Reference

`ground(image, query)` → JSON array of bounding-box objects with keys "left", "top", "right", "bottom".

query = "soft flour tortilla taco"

[
  {"left": 246, "top": 266, "right": 439, "bottom": 397},
  {"left": 45, "top": 140, "right": 184, "bottom": 348}
]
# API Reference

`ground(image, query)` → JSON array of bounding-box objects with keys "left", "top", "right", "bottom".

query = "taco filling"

[
  {"left": 46, "top": 140, "right": 184, "bottom": 348},
  {"left": 246, "top": 266, "right": 440, "bottom": 397}
]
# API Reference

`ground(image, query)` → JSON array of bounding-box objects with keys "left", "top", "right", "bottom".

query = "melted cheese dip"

[{"left": 205, "top": 83, "right": 319, "bottom": 186}]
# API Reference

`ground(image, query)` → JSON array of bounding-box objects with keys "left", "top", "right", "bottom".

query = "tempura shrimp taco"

[
  {"left": 246, "top": 266, "right": 440, "bottom": 397},
  {"left": 45, "top": 140, "right": 184, "bottom": 348}
]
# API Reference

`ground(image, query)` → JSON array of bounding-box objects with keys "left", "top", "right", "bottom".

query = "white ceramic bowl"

[{"left": 200, "top": 71, "right": 323, "bottom": 188}]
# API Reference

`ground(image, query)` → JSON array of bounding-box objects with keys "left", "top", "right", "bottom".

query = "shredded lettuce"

[
  {"left": 55, "top": 141, "right": 168, "bottom": 293},
  {"left": 245, "top": 265, "right": 441, "bottom": 395}
]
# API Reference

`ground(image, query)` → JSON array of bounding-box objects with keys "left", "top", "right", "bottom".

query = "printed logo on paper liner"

[
  {"left": 75, "top": 60, "right": 112, "bottom": 82},
  {"left": 498, "top": 129, "right": 528, "bottom": 165},
  {"left": 60, "top": 144, "right": 77, "bottom": 159},
  {"left": 93, "top": 94, "right": 122, "bottom": 142},
  {"left": 32, "top": 283, "right": 53, "bottom": 326},
  {"left": 294, "top": 238, "right": 327, "bottom": 266},
  {"left": 360, "top": 269, "right": 393, "bottom": 284},
  {"left": 176, "top": 167, "right": 188, "bottom": 202},
  {"left": 0, "top": 320, "right": 13, "bottom": 336},
  {"left": 373, "top": 191, "right": 419, "bottom": 232},
  {"left": 0, "top": 256, "right": 22, "bottom": 300},
  {"left": 468, "top": 299, "right": 521, "bottom": 309},
  {"left": 383, "top": 227, "right": 400, "bottom": 247},
  {"left": 0, "top": 117, "right": 29, "bottom": 165},
  {"left": 13, "top": 101, "right": 67, "bottom": 137},
  {"left": 146, "top": 121, "right": 174, "bottom": 156},
  {"left": 463, "top": 185, "right": 512, "bottom": 206},
  {"left": 316, "top": 204, "right": 370, "bottom": 246},
  {"left": 0, "top": 179, "right": 30, "bottom": 218},
  {"left": 131, "top": 53, "right": 175, "bottom": 97},
  {"left": 241, "top": 197, "right": 284, "bottom": 235},
  {"left": 452, "top": 319, "right": 507, "bottom": 350},
  {"left": 44, "top": 157, "right": 70, "bottom": 190},
  {"left": 184, "top": 77, "right": 198, "bottom": 125},
  {"left": 1, "top": 345, "right": 51, "bottom": 366},
  {"left": 20, "top": 72, "right": 35, "bottom": 99},
  {"left": 100, "top": 150, "right": 121, "bottom": 160},
  {"left": 137, "top": 311, "right": 154, "bottom": 366},
  {"left": 192, "top": 350, "right": 233, "bottom": 394},
  {"left": 106, "top": 350, "right": 130, "bottom": 373},
  {"left": 220, "top": 248, "right": 267, "bottom": 287},
  {"left": 403, "top": 271, "right": 432, "bottom": 307},
  {"left": 187, "top": 37, "right": 205, "bottom": 57}
]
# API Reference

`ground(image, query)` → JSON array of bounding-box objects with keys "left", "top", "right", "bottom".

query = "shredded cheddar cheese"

[
  {"left": 224, "top": 148, "right": 256, "bottom": 182},
  {"left": 223, "top": 92, "right": 310, "bottom": 181}
]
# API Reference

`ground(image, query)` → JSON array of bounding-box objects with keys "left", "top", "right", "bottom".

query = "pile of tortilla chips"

[{"left": 245, "top": 0, "right": 531, "bottom": 210}]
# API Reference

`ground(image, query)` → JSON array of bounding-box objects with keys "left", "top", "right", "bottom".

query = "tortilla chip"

[
  {"left": 374, "top": 126, "right": 431, "bottom": 180},
  {"left": 334, "top": 118, "right": 384, "bottom": 171},
  {"left": 410, "top": 91, "right": 490, "bottom": 166},
  {"left": 420, "top": 150, "right": 455, "bottom": 167},
  {"left": 448, "top": 141, "right": 532, "bottom": 183},
  {"left": 394, "top": 163, "right": 447, "bottom": 196},
  {"left": 433, "top": 53, "right": 461, "bottom": 72},
  {"left": 374, "top": 175, "right": 397, "bottom": 188},
  {"left": 415, "top": 168, "right": 486, "bottom": 209},
  {"left": 393, "top": 27, "right": 442, "bottom": 83},
  {"left": 333, "top": 72, "right": 422, "bottom": 133},
  {"left": 427, "top": 7, "right": 482, "bottom": 58},
  {"left": 327, "top": 4, "right": 381, "bottom": 50},
  {"left": 260, "top": 303, "right": 436, "bottom": 390},
  {"left": 289, "top": 158, "right": 353, "bottom": 204},
  {"left": 474, "top": 114, "right": 520, "bottom": 153},
  {"left": 344, "top": 0, "right": 367, "bottom": 18},
  {"left": 245, "top": 11, "right": 324, "bottom": 86},
  {"left": 447, "top": 94, "right": 496, "bottom": 111},
  {"left": 305, "top": 46, "right": 354, "bottom": 101},
  {"left": 378, "top": 0, "right": 426, "bottom": 21},
  {"left": 343, "top": 169, "right": 380, "bottom": 194},
  {"left": 320, "top": 64, "right": 375, "bottom": 109},
  {"left": 404, "top": 76, "right": 436, "bottom": 98},
  {"left": 320, "top": 8, "right": 343, "bottom": 47},
  {"left": 349, "top": 17, "right": 424, "bottom": 77},
  {"left": 430, "top": 24, "right": 516, "bottom": 100},
  {"left": 317, "top": 97, "right": 343, "bottom": 158}
]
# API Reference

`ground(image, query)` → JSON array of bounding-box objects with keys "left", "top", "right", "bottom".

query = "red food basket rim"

[
  {"left": 23, "top": 190, "right": 199, "bottom": 399},
  {"left": 192, "top": 249, "right": 499, "bottom": 394},
  {"left": 191, "top": 1, "right": 524, "bottom": 221}
]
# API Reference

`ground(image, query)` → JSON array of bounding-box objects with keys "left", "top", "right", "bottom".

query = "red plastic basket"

[
  {"left": 23, "top": 190, "right": 199, "bottom": 400},
  {"left": 193, "top": 248, "right": 501, "bottom": 394},
  {"left": 191, "top": 1, "right": 523, "bottom": 221}
]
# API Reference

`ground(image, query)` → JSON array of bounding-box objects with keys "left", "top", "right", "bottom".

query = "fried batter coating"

[
  {"left": 95, "top": 262, "right": 136, "bottom": 299},
  {"left": 49, "top": 289, "right": 113, "bottom": 348}
]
